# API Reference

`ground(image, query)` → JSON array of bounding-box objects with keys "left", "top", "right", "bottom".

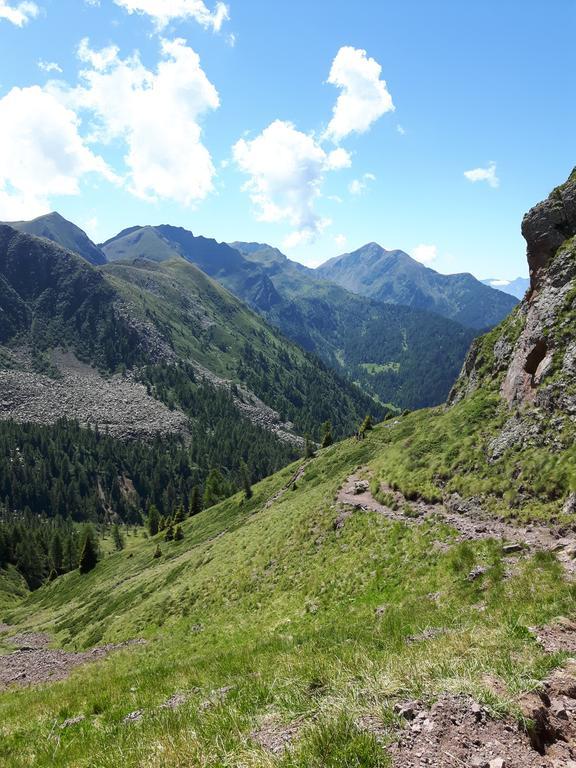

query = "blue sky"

[{"left": 0, "top": 0, "right": 574, "bottom": 278}]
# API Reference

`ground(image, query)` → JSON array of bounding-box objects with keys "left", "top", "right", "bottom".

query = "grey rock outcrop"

[
  {"left": 453, "top": 168, "right": 576, "bottom": 412},
  {"left": 522, "top": 168, "right": 576, "bottom": 290}
]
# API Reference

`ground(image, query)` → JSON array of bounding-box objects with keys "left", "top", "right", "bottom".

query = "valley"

[{"left": 0, "top": 169, "right": 576, "bottom": 766}]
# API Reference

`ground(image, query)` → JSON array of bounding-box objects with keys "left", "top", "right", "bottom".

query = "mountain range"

[
  {"left": 316, "top": 242, "right": 518, "bottom": 328},
  {"left": 0, "top": 222, "right": 387, "bottom": 511},
  {"left": 100, "top": 224, "right": 512, "bottom": 409},
  {"left": 0, "top": 214, "right": 518, "bottom": 414},
  {"left": 2, "top": 169, "right": 576, "bottom": 767}
]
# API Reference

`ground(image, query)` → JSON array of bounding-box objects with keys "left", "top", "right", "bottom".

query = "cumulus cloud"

[
  {"left": 349, "top": 172, "right": 375, "bottom": 195},
  {"left": 334, "top": 233, "right": 347, "bottom": 249},
  {"left": 233, "top": 120, "right": 352, "bottom": 247},
  {"left": 67, "top": 37, "right": 220, "bottom": 204},
  {"left": 0, "top": 0, "right": 38, "bottom": 26},
  {"left": 38, "top": 60, "right": 63, "bottom": 73},
  {"left": 325, "top": 46, "right": 394, "bottom": 143},
  {"left": 464, "top": 161, "right": 499, "bottom": 188},
  {"left": 113, "top": 0, "right": 229, "bottom": 30},
  {"left": 412, "top": 244, "right": 437, "bottom": 266},
  {"left": 0, "top": 85, "right": 115, "bottom": 219}
]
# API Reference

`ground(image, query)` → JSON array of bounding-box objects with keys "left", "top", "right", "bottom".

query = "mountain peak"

[
  {"left": 2, "top": 211, "right": 106, "bottom": 266},
  {"left": 317, "top": 240, "right": 517, "bottom": 330}
]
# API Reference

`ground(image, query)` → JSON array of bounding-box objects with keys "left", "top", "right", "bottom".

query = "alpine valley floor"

[
  {"left": 1, "top": 400, "right": 576, "bottom": 767},
  {"left": 2, "top": 173, "right": 576, "bottom": 767}
]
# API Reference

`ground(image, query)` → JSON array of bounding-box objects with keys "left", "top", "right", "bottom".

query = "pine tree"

[
  {"left": 190, "top": 486, "right": 203, "bottom": 517},
  {"left": 164, "top": 524, "right": 174, "bottom": 542},
  {"left": 241, "top": 461, "right": 253, "bottom": 500},
  {"left": 153, "top": 544, "right": 162, "bottom": 559},
  {"left": 147, "top": 504, "right": 160, "bottom": 536},
  {"left": 304, "top": 433, "right": 316, "bottom": 459},
  {"left": 174, "top": 525, "right": 184, "bottom": 541},
  {"left": 112, "top": 524, "right": 125, "bottom": 551},
  {"left": 174, "top": 504, "right": 186, "bottom": 524},
  {"left": 50, "top": 532, "right": 63, "bottom": 575},
  {"left": 64, "top": 534, "right": 78, "bottom": 571},
  {"left": 78, "top": 527, "right": 98, "bottom": 574},
  {"left": 321, "top": 421, "right": 333, "bottom": 448},
  {"left": 203, "top": 469, "right": 227, "bottom": 508},
  {"left": 360, "top": 414, "right": 373, "bottom": 433}
]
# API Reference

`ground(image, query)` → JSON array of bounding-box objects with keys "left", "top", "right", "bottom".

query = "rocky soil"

[
  {"left": 0, "top": 629, "right": 145, "bottom": 690},
  {"left": 388, "top": 671, "right": 576, "bottom": 767},
  {"left": 0, "top": 350, "right": 189, "bottom": 440},
  {"left": 192, "top": 361, "right": 304, "bottom": 446},
  {"left": 251, "top": 715, "right": 304, "bottom": 754}
]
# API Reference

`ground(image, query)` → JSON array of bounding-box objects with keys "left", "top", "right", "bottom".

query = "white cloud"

[
  {"left": 233, "top": 120, "right": 349, "bottom": 247},
  {"left": 38, "top": 60, "right": 63, "bottom": 73},
  {"left": 334, "top": 233, "right": 347, "bottom": 249},
  {"left": 325, "top": 46, "right": 394, "bottom": 143},
  {"left": 67, "top": 37, "right": 219, "bottom": 204},
  {"left": 464, "top": 161, "right": 499, "bottom": 188},
  {"left": 349, "top": 172, "right": 375, "bottom": 195},
  {"left": 77, "top": 38, "right": 119, "bottom": 71},
  {"left": 396, "top": 124, "right": 405, "bottom": 135},
  {"left": 0, "top": 0, "right": 38, "bottom": 26},
  {"left": 412, "top": 243, "right": 437, "bottom": 266},
  {"left": 113, "top": 0, "right": 229, "bottom": 30},
  {"left": 326, "top": 147, "right": 352, "bottom": 170},
  {"left": 0, "top": 85, "right": 115, "bottom": 220}
]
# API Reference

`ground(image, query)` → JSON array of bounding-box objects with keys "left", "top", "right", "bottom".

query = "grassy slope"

[
  {"left": 105, "top": 257, "right": 382, "bottom": 436},
  {"left": 0, "top": 567, "right": 28, "bottom": 612},
  {"left": 1, "top": 396, "right": 575, "bottom": 766}
]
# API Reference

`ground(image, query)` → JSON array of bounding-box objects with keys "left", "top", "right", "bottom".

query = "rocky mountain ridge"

[
  {"left": 4, "top": 212, "right": 106, "bottom": 266},
  {"left": 102, "top": 228, "right": 478, "bottom": 410},
  {"left": 454, "top": 168, "right": 576, "bottom": 407},
  {"left": 0, "top": 223, "right": 376, "bottom": 443},
  {"left": 316, "top": 241, "right": 518, "bottom": 329}
]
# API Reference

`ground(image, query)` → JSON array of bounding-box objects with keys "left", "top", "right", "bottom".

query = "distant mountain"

[
  {"left": 101, "top": 227, "right": 477, "bottom": 410},
  {"left": 316, "top": 242, "right": 518, "bottom": 329},
  {"left": 4, "top": 212, "right": 107, "bottom": 266},
  {"left": 481, "top": 277, "right": 530, "bottom": 300},
  {"left": 230, "top": 241, "right": 479, "bottom": 410},
  {"left": 0, "top": 224, "right": 378, "bottom": 444},
  {"left": 101, "top": 225, "right": 281, "bottom": 311}
]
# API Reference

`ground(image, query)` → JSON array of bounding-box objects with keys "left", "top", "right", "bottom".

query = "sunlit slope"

[{"left": 1, "top": 404, "right": 575, "bottom": 767}]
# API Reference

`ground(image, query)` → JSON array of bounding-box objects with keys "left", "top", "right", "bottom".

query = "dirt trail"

[
  {"left": 265, "top": 461, "right": 310, "bottom": 509},
  {"left": 337, "top": 474, "right": 576, "bottom": 575},
  {"left": 0, "top": 629, "right": 145, "bottom": 690}
]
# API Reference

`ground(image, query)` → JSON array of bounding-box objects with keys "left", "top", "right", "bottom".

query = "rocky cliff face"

[{"left": 452, "top": 168, "right": 576, "bottom": 419}]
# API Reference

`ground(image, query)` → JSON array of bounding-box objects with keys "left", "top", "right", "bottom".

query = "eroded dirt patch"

[
  {"left": 530, "top": 618, "right": 576, "bottom": 653},
  {"left": 0, "top": 634, "right": 145, "bottom": 690},
  {"left": 251, "top": 715, "right": 304, "bottom": 754},
  {"left": 388, "top": 690, "right": 576, "bottom": 767}
]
